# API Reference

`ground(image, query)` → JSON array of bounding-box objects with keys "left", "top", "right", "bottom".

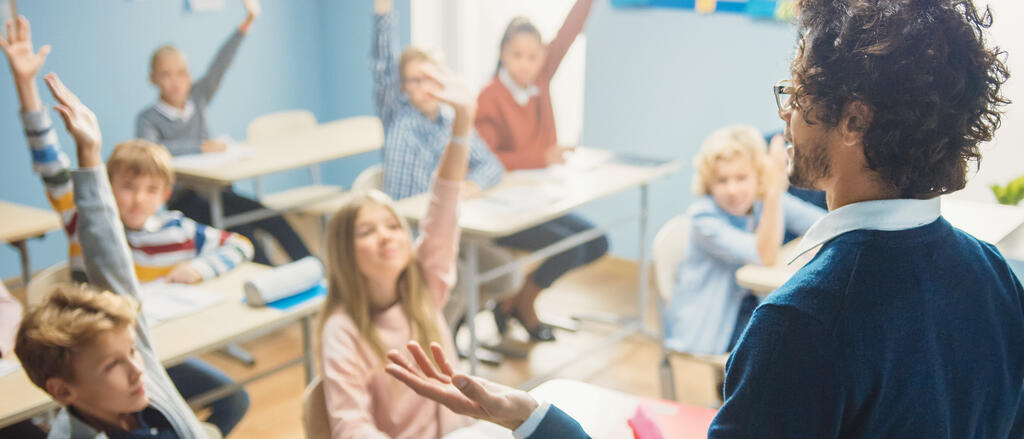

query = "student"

[
  {"left": 2, "top": 16, "right": 250, "bottom": 435},
  {"left": 372, "top": 0, "right": 521, "bottom": 335},
  {"left": 665, "top": 126, "right": 824, "bottom": 355},
  {"left": 476, "top": 0, "right": 607, "bottom": 341},
  {"left": 386, "top": 0, "right": 1024, "bottom": 436},
  {"left": 318, "top": 59, "right": 475, "bottom": 438},
  {"left": 136, "top": 0, "right": 311, "bottom": 266},
  {"left": 14, "top": 72, "right": 211, "bottom": 439}
]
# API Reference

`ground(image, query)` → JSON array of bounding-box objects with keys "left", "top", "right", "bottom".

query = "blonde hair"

[
  {"left": 149, "top": 45, "right": 185, "bottom": 74},
  {"left": 15, "top": 284, "right": 138, "bottom": 389},
  {"left": 692, "top": 125, "right": 769, "bottom": 196},
  {"left": 398, "top": 47, "right": 437, "bottom": 85},
  {"left": 318, "top": 190, "right": 443, "bottom": 360},
  {"left": 106, "top": 139, "right": 175, "bottom": 187}
]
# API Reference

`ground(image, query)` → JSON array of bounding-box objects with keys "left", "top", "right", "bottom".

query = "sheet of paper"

[
  {"left": 0, "top": 358, "right": 19, "bottom": 377},
  {"left": 171, "top": 136, "right": 253, "bottom": 170},
  {"left": 139, "top": 281, "right": 224, "bottom": 325},
  {"left": 464, "top": 184, "right": 567, "bottom": 217}
]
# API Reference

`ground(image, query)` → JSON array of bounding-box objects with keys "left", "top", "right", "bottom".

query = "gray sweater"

[
  {"left": 47, "top": 167, "right": 210, "bottom": 439},
  {"left": 136, "top": 30, "right": 245, "bottom": 156}
]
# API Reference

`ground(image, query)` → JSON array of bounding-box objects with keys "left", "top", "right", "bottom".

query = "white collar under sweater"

[
  {"left": 498, "top": 67, "right": 539, "bottom": 106},
  {"left": 789, "top": 197, "right": 941, "bottom": 264},
  {"left": 153, "top": 99, "right": 195, "bottom": 122}
]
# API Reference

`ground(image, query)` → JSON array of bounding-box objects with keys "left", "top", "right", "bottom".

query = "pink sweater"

[{"left": 320, "top": 178, "right": 472, "bottom": 439}]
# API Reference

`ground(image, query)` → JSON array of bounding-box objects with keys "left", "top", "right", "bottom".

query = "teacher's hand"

[{"left": 385, "top": 341, "right": 539, "bottom": 431}]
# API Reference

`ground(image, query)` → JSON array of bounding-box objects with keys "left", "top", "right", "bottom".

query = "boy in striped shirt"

[{"left": 4, "top": 15, "right": 251, "bottom": 435}]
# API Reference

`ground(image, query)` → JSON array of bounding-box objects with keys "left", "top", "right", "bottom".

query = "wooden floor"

[{"left": 196, "top": 256, "right": 724, "bottom": 438}]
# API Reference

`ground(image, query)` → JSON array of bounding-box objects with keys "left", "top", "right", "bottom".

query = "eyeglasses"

[{"left": 774, "top": 79, "right": 795, "bottom": 112}]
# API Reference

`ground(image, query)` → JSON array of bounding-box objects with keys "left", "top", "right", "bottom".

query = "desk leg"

[
  {"left": 463, "top": 241, "right": 480, "bottom": 374},
  {"left": 209, "top": 188, "right": 225, "bottom": 230},
  {"left": 302, "top": 316, "right": 314, "bottom": 384},
  {"left": 14, "top": 240, "right": 30, "bottom": 284},
  {"left": 637, "top": 184, "right": 652, "bottom": 337}
]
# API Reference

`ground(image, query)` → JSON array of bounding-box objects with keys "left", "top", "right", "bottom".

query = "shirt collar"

[
  {"left": 153, "top": 99, "right": 195, "bottom": 122},
  {"left": 498, "top": 67, "right": 539, "bottom": 106},
  {"left": 789, "top": 197, "right": 941, "bottom": 264}
]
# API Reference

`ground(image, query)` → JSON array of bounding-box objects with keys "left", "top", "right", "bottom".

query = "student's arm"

[
  {"left": 238, "top": 0, "right": 261, "bottom": 34},
  {"left": 539, "top": 0, "right": 595, "bottom": 85},
  {"left": 372, "top": 0, "right": 401, "bottom": 130},
  {"left": 166, "top": 216, "right": 255, "bottom": 284},
  {"left": 135, "top": 113, "right": 202, "bottom": 156},
  {"left": 781, "top": 192, "right": 826, "bottom": 236},
  {"left": 2, "top": 17, "right": 80, "bottom": 233},
  {"left": 0, "top": 282, "right": 23, "bottom": 358},
  {"left": 384, "top": 342, "right": 591, "bottom": 439},
  {"left": 691, "top": 214, "right": 763, "bottom": 266},
  {"left": 754, "top": 136, "right": 789, "bottom": 266},
  {"left": 191, "top": 4, "right": 251, "bottom": 109},
  {"left": 321, "top": 318, "right": 391, "bottom": 439},
  {"left": 708, "top": 305, "right": 842, "bottom": 437},
  {"left": 466, "top": 132, "right": 505, "bottom": 191},
  {"left": 382, "top": 129, "right": 430, "bottom": 200}
]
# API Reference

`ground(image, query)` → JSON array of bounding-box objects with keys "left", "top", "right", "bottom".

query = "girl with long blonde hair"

[{"left": 317, "top": 63, "right": 477, "bottom": 439}]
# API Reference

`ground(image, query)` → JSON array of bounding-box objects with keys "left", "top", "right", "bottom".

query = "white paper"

[
  {"left": 138, "top": 281, "right": 224, "bottom": 325},
  {"left": 464, "top": 184, "right": 567, "bottom": 216},
  {"left": 171, "top": 136, "right": 253, "bottom": 170},
  {"left": 0, "top": 358, "right": 19, "bottom": 377}
]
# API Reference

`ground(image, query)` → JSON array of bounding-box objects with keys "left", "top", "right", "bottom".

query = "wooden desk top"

[
  {"left": 0, "top": 262, "right": 323, "bottom": 428},
  {"left": 395, "top": 150, "right": 681, "bottom": 239},
  {"left": 174, "top": 117, "right": 383, "bottom": 188},
  {"left": 0, "top": 201, "right": 62, "bottom": 244}
]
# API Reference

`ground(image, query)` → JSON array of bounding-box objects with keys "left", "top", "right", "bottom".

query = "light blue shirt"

[{"left": 664, "top": 193, "right": 826, "bottom": 354}]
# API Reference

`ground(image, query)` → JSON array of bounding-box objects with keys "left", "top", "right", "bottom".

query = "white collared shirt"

[
  {"left": 498, "top": 67, "right": 540, "bottom": 106},
  {"left": 789, "top": 197, "right": 941, "bottom": 264},
  {"left": 153, "top": 99, "right": 196, "bottom": 122}
]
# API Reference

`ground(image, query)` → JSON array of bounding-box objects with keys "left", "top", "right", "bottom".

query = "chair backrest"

[
  {"left": 351, "top": 164, "right": 384, "bottom": 192},
  {"left": 652, "top": 215, "right": 691, "bottom": 305},
  {"left": 26, "top": 262, "right": 70, "bottom": 307},
  {"left": 302, "top": 376, "right": 331, "bottom": 439},
  {"left": 246, "top": 110, "right": 318, "bottom": 142}
]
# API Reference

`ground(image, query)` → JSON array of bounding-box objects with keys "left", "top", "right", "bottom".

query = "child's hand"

[
  {"left": 240, "top": 0, "right": 261, "bottom": 33},
  {"left": 766, "top": 134, "right": 790, "bottom": 196},
  {"left": 166, "top": 263, "right": 202, "bottom": 284},
  {"left": 43, "top": 73, "right": 103, "bottom": 168},
  {"left": 460, "top": 181, "right": 483, "bottom": 200},
  {"left": 375, "top": 0, "right": 393, "bottom": 15},
  {"left": 201, "top": 139, "right": 228, "bottom": 153},
  {"left": 544, "top": 145, "right": 575, "bottom": 166},
  {"left": 0, "top": 16, "right": 50, "bottom": 84},
  {"left": 421, "top": 64, "right": 475, "bottom": 114}
]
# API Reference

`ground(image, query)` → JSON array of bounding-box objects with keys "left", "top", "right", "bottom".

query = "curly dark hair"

[{"left": 791, "top": 0, "right": 1010, "bottom": 197}]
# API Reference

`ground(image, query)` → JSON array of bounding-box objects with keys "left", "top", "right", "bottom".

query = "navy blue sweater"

[{"left": 709, "top": 218, "right": 1024, "bottom": 437}]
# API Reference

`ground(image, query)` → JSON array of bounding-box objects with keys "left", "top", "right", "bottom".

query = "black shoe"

[
  {"left": 492, "top": 304, "right": 511, "bottom": 335},
  {"left": 523, "top": 322, "right": 556, "bottom": 342}
]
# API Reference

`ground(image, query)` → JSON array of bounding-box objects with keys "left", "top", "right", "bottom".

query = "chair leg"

[{"left": 659, "top": 354, "right": 677, "bottom": 401}]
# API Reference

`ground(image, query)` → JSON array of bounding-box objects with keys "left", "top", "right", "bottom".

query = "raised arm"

[
  {"left": 372, "top": 0, "right": 402, "bottom": 129},
  {"left": 191, "top": 0, "right": 257, "bottom": 107},
  {"left": 2, "top": 17, "right": 79, "bottom": 230},
  {"left": 539, "top": 0, "right": 595, "bottom": 84},
  {"left": 754, "top": 136, "right": 789, "bottom": 266},
  {"left": 414, "top": 65, "right": 474, "bottom": 304}
]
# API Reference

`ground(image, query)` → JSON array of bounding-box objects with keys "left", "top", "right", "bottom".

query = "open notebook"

[{"left": 138, "top": 281, "right": 224, "bottom": 325}]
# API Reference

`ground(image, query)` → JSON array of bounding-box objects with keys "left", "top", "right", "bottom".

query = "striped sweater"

[{"left": 21, "top": 110, "right": 254, "bottom": 283}]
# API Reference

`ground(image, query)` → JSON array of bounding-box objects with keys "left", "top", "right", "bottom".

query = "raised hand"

[
  {"left": 0, "top": 16, "right": 50, "bottom": 83},
  {"left": 240, "top": 0, "right": 261, "bottom": 33},
  {"left": 43, "top": 73, "right": 102, "bottom": 168},
  {"left": 767, "top": 134, "right": 790, "bottom": 196},
  {"left": 419, "top": 64, "right": 476, "bottom": 136},
  {"left": 384, "top": 341, "right": 538, "bottom": 431},
  {"left": 375, "top": 0, "right": 393, "bottom": 15}
]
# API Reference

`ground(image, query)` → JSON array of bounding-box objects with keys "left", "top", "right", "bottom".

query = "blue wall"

[
  {"left": 0, "top": 0, "right": 409, "bottom": 279},
  {"left": 578, "top": 2, "right": 798, "bottom": 259}
]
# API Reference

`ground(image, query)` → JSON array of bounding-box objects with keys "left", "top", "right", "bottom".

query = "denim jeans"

[
  {"left": 166, "top": 357, "right": 250, "bottom": 435},
  {"left": 495, "top": 214, "right": 609, "bottom": 288}
]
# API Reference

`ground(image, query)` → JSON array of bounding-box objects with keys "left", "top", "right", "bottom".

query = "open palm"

[
  {"left": 44, "top": 73, "right": 102, "bottom": 156},
  {"left": 0, "top": 16, "right": 50, "bottom": 82}
]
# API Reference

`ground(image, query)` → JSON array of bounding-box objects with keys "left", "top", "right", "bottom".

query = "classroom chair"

[
  {"left": 652, "top": 214, "right": 729, "bottom": 403},
  {"left": 351, "top": 164, "right": 384, "bottom": 192},
  {"left": 302, "top": 377, "right": 330, "bottom": 439},
  {"left": 25, "top": 261, "right": 70, "bottom": 307}
]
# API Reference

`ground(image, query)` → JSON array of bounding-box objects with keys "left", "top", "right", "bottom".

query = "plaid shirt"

[{"left": 374, "top": 13, "right": 504, "bottom": 200}]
